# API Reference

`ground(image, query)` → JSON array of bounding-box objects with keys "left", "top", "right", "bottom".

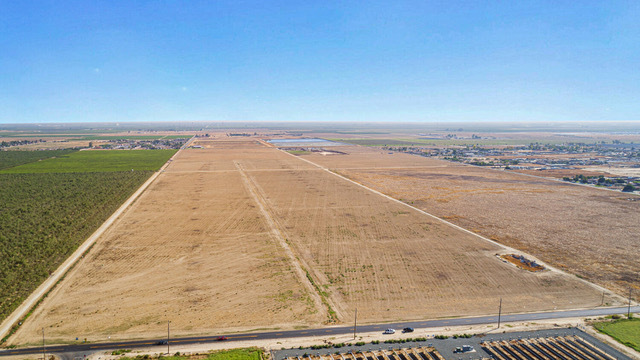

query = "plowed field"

[
  {"left": 302, "top": 145, "right": 640, "bottom": 298},
  {"left": 11, "top": 139, "right": 608, "bottom": 345}
]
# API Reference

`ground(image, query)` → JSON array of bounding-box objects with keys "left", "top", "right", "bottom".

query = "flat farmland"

[
  {"left": 301, "top": 145, "right": 640, "bottom": 298},
  {"left": 243, "top": 163, "right": 604, "bottom": 323},
  {"left": 10, "top": 140, "right": 324, "bottom": 345},
  {"left": 9, "top": 139, "right": 609, "bottom": 345}
]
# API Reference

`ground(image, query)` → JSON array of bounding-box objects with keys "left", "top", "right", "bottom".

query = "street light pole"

[
  {"left": 167, "top": 321, "right": 170, "bottom": 355},
  {"left": 497, "top": 298, "right": 502, "bottom": 329},
  {"left": 42, "top": 328, "right": 45, "bottom": 360}
]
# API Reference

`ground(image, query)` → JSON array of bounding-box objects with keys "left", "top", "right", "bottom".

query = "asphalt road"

[{"left": 1, "top": 306, "right": 637, "bottom": 358}]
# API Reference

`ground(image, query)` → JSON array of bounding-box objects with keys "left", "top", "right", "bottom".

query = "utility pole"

[
  {"left": 497, "top": 298, "right": 502, "bottom": 329},
  {"left": 167, "top": 321, "right": 170, "bottom": 355},
  {"left": 601, "top": 290, "right": 605, "bottom": 306},
  {"left": 42, "top": 328, "right": 46, "bottom": 360},
  {"left": 628, "top": 288, "right": 632, "bottom": 319},
  {"left": 353, "top": 308, "right": 357, "bottom": 339}
]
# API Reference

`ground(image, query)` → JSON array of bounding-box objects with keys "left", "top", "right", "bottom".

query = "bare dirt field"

[
  {"left": 10, "top": 139, "right": 611, "bottom": 346},
  {"left": 300, "top": 145, "right": 640, "bottom": 298}
]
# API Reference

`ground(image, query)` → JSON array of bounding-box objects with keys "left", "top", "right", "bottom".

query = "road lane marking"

[{"left": 173, "top": 338, "right": 208, "bottom": 342}]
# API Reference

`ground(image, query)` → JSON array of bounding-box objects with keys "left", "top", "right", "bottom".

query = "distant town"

[{"left": 383, "top": 140, "right": 640, "bottom": 193}]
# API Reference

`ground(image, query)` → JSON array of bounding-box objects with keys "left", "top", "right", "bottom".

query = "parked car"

[
  {"left": 454, "top": 345, "right": 474, "bottom": 353},
  {"left": 402, "top": 327, "right": 414, "bottom": 333},
  {"left": 383, "top": 328, "right": 395, "bottom": 334}
]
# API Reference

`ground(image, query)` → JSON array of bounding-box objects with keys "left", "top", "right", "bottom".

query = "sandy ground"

[
  {"left": 300, "top": 145, "right": 640, "bottom": 298},
  {"left": 9, "top": 138, "right": 612, "bottom": 346}
]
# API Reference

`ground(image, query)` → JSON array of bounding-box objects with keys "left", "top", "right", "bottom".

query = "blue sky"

[{"left": 1, "top": 1, "right": 639, "bottom": 123}]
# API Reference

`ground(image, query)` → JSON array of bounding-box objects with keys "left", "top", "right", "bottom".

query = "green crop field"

[
  {"left": 0, "top": 150, "right": 77, "bottom": 170},
  {"left": 0, "top": 149, "right": 175, "bottom": 331},
  {"left": 162, "top": 135, "right": 192, "bottom": 139},
  {"left": 122, "top": 348, "right": 263, "bottom": 360},
  {"left": 593, "top": 317, "right": 640, "bottom": 352},
  {"left": 0, "top": 149, "right": 176, "bottom": 173}
]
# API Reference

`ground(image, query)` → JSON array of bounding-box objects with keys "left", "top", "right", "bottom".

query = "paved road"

[{"left": 1, "top": 306, "right": 637, "bottom": 358}]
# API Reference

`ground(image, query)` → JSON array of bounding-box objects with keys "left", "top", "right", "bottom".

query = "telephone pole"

[
  {"left": 167, "top": 321, "right": 171, "bottom": 355},
  {"left": 42, "top": 328, "right": 46, "bottom": 360},
  {"left": 497, "top": 298, "right": 503, "bottom": 329},
  {"left": 628, "top": 288, "right": 633, "bottom": 319},
  {"left": 353, "top": 308, "right": 358, "bottom": 339}
]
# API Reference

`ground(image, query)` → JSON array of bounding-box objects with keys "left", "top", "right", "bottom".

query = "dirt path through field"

[{"left": 233, "top": 161, "right": 335, "bottom": 322}]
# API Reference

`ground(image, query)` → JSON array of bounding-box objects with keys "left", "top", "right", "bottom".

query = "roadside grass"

[
  {"left": 0, "top": 149, "right": 77, "bottom": 170},
  {"left": 120, "top": 348, "right": 262, "bottom": 360},
  {"left": 593, "top": 317, "right": 640, "bottom": 352},
  {"left": 0, "top": 149, "right": 176, "bottom": 173}
]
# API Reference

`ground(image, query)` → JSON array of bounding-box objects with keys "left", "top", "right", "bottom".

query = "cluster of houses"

[{"left": 96, "top": 138, "right": 189, "bottom": 150}]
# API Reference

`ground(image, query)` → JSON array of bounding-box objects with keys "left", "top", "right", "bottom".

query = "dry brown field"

[
  {"left": 510, "top": 168, "right": 612, "bottom": 179},
  {"left": 10, "top": 138, "right": 610, "bottom": 346},
  {"left": 301, "top": 145, "right": 640, "bottom": 298}
]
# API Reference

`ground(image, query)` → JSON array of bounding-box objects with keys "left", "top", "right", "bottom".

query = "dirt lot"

[
  {"left": 301, "top": 145, "right": 640, "bottom": 298},
  {"left": 10, "top": 139, "right": 611, "bottom": 346}
]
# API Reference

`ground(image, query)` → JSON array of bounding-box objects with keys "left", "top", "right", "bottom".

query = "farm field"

[
  {"left": 0, "top": 149, "right": 177, "bottom": 330},
  {"left": 9, "top": 138, "right": 607, "bottom": 345},
  {"left": 0, "top": 149, "right": 177, "bottom": 173},
  {"left": 593, "top": 317, "right": 640, "bottom": 352},
  {"left": 9, "top": 140, "right": 324, "bottom": 345},
  {"left": 0, "top": 150, "right": 76, "bottom": 170},
  {"left": 300, "top": 145, "right": 640, "bottom": 298}
]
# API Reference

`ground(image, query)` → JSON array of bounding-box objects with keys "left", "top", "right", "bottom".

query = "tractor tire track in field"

[{"left": 234, "top": 161, "right": 340, "bottom": 323}]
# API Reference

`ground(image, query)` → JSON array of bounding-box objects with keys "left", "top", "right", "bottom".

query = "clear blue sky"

[{"left": 1, "top": 1, "right": 639, "bottom": 123}]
